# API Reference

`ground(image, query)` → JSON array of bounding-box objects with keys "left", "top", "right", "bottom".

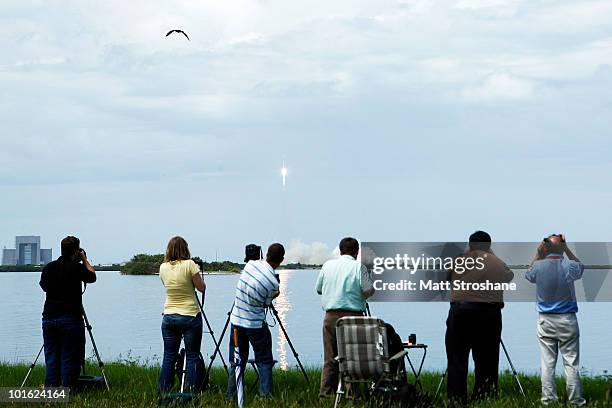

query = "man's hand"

[
  {"left": 560, "top": 234, "right": 569, "bottom": 251},
  {"left": 537, "top": 242, "right": 546, "bottom": 259},
  {"left": 531, "top": 242, "right": 546, "bottom": 265},
  {"left": 80, "top": 249, "right": 95, "bottom": 274},
  {"left": 559, "top": 235, "right": 580, "bottom": 262}
]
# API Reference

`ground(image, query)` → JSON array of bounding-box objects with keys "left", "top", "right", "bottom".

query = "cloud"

[
  {"left": 226, "top": 32, "right": 265, "bottom": 47},
  {"left": 458, "top": 73, "right": 535, "bottom": 102},
  {"left": 1, "top": 0, "right": 612, "bottom": 264}
]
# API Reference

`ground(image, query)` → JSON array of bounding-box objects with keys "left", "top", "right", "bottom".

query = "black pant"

[{"left": 445, "top": 304, "right": 502, "bottom": 404}]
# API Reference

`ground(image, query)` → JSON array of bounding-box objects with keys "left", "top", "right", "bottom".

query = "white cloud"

[
  {"left": 454, "top": 0, "right": 522, "bottom": 18},
  {"left": 459, "top": 72, "right": 534, "bottom": 102},
  {"left": 226, "top": 32, "right": 265, "bottom": 46},
  {"left": 1, "top": 0, "right": 611, "bottom": 188}
]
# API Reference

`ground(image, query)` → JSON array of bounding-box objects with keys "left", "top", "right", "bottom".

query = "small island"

[
  {"left": 120, "top": 255, "right": 323, "bottom": 275},
  {"left": 120, "top": 254, "right": 243, "bottom": 275}
]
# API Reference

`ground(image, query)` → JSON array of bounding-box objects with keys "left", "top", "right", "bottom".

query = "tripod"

[
  {"left": 433, "top": 339, "right": 525, "bottom": 402},
  {"left": 21, "top": 306, "right": 109, "bottom": 391},
  {"left": 269, "top": 304, "right": 310, "bottom": 384},
  {"left": 206, "top": 303, "right": 234, "bottom": 376},
  {"left": 206, "top": 302, "right": 310, "bottom": 384},
  {"left": 81, "top": 307, "right": 110, "bottom": 390},
  {"left": 195, "top": 285, "right": 229, "bottom": 373}
]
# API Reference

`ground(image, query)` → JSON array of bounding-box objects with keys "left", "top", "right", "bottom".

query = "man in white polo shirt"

[
  {"left": 226, "top": 243, "right": 284, "bottom": 398},
  {"left": 316, "top": 237, "right": 375, "bottom": 398}
]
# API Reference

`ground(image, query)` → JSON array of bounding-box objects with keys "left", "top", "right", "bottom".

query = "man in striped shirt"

[{"left": 226, "top": 243, "right": 284, "bottom": 398}]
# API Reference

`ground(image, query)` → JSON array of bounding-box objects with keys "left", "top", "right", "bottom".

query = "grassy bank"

[{"left": 1, "top": 362, "right": 610, "bottom": 407}]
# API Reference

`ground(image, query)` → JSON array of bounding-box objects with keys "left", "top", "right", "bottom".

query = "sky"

[{"left": 1, "top": 0, "right": 611, "bottom": 264}]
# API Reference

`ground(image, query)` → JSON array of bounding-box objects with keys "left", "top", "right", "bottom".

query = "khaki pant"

[
  {"left": 537, "top": 313, "right": 586, "bottom": 406},
  {"left": 319, "top": 310, "right": 363, "bottom": 397}
]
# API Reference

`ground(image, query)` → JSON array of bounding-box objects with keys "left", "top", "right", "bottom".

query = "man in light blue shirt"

[
  {"left": 315, "top": 237, "right": 374, "bottom": 397},
  {"left": 526, "top": 234, "right": 586, "bottom": 406}
]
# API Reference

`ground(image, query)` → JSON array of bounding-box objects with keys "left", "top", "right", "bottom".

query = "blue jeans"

[
  {"left": 159, "top": 313, "right": 203, "bottom": 393},
  {"left": 226, "top": 323, "right": 274, "bottom": 397},
  {"left": 42, "top": 315, "right": 85, "bottom": 387}
]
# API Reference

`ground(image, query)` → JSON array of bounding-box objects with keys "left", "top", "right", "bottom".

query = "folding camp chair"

[{"left": 334, "top": 316, "right": 407, "bottom": 408}]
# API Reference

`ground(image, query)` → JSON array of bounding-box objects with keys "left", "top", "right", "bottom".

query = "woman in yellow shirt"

[{"left": 158, "top": 236, "right": 206, "bottom": 393}]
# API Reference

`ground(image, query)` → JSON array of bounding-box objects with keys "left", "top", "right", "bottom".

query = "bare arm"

[
  {"left": 80, "top": 250, "right": 96, "bottom": 283},
  {"left": 192, "top": 274, "right": 206, "bottom": 293},
  {"left": 83, "top": 258, "right": 95, "bottom": 274},
  {"left": 531, "top": 242, "right": 546, "bottom": 266},
  {"left": 563, "top": 245, "right": 580, "bottom": 262}
]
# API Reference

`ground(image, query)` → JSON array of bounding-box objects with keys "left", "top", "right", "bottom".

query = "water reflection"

[{"left": 274, "top": 271, "right": 292, "bottom": 370}]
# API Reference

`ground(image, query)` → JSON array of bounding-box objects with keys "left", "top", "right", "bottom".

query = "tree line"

[{"left": 120, "top": 254, "right": 243, "bottom": 275}]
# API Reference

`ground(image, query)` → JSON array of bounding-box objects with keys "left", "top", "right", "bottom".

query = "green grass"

[{"left": 0, "top": 362, "right": 610, "bottom": 407}]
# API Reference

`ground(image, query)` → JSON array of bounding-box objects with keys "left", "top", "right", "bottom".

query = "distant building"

[
  {"left": 40, "top": 248, "right": 53, "bottom": 264},
  {"left": 1, "top": 236, "right": 52, "bottom": 266},
  {"left": 2, "top": 248, "right": 16, "bottom": 265}
]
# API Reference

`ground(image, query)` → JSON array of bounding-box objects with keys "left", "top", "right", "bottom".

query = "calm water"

[{"left": 0, "top": 270, "right": 610, "bottom": 375}]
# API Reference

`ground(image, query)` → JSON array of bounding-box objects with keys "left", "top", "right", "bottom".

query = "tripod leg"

[
  {"left": 180, "top": 347, "right": 187, "bottom": 394},
  {"left": 197, "top": 298, "right": 229, "bottom": 373},
  {"left": 433, "top": 369, "right": 447, "bottom": 403},
  {"left": 82, "top": 309, "right": 110, "bottom": 391},
  {"left": 21, "top": 344, "right": 44, "bottom": 387},
  {"left": 501, "top": 339, "right": 525, "bottom": 397},
  {"left": 270, "top": 305, "right": 310, "bottom": 384},
  {"left": 206, "top": 305, "right": 233, "bottom": 376}
]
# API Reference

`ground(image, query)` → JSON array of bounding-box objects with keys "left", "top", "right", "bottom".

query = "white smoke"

[{"left": 283, "top": 240, "right": 338, "bottom": 265}]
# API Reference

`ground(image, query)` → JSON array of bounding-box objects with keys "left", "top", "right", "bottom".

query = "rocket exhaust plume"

[{"left": 281, "top": 161, "right": 288, "bottom": 190}]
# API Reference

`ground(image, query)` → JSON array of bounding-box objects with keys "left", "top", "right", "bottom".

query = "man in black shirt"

[
  {"left": 445, "top": 231, "right": 514, "bottom": 405},
  {"left": 40, "top": 236, "right": 96, "bottom": 387}
]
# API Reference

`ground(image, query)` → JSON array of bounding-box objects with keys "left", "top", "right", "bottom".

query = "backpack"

[{"left": 385, "top": 323, "right": 406, "bottom": 376}]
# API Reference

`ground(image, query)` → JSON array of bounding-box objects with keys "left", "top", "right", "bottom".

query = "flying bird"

[{"left": 165, "top": 29, "right": 190, "bottom": 41}]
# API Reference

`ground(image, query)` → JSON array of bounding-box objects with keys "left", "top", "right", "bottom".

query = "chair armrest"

[{"left": 389, "top": 350, "right": 407, "bottom": 361}]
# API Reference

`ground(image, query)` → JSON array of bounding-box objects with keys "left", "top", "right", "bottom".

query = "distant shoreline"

[
  {"left": 1, "top": 265, "right": 610, "bottom": 274},
  {"left": 0, "top": 268, "right": 322, "bottom": 274}
]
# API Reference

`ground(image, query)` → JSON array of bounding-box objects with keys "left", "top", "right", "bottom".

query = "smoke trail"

[{"left": 283, "top": 240, "right": 338, "bottom": 265}]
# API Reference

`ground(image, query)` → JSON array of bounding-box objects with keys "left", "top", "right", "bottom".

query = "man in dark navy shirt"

[{"left": 40, "top": 236, "right": 96, "bottom": 387}]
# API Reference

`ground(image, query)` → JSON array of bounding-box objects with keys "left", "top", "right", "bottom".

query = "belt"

[
  {"left": 326, "top": 309, "right": 364, "bottom": 314},
  {"left": 450, "top": 301, "right": 503, "bottom": 310}
]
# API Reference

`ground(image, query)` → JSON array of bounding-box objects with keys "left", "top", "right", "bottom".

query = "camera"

[{"left": 244, "top": 244, "right": 262, "bottom": 262}]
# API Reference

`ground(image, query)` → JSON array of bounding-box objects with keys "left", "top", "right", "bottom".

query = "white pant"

[{"left": 537, "top": 313, "right": 586, "bottom": 406}]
